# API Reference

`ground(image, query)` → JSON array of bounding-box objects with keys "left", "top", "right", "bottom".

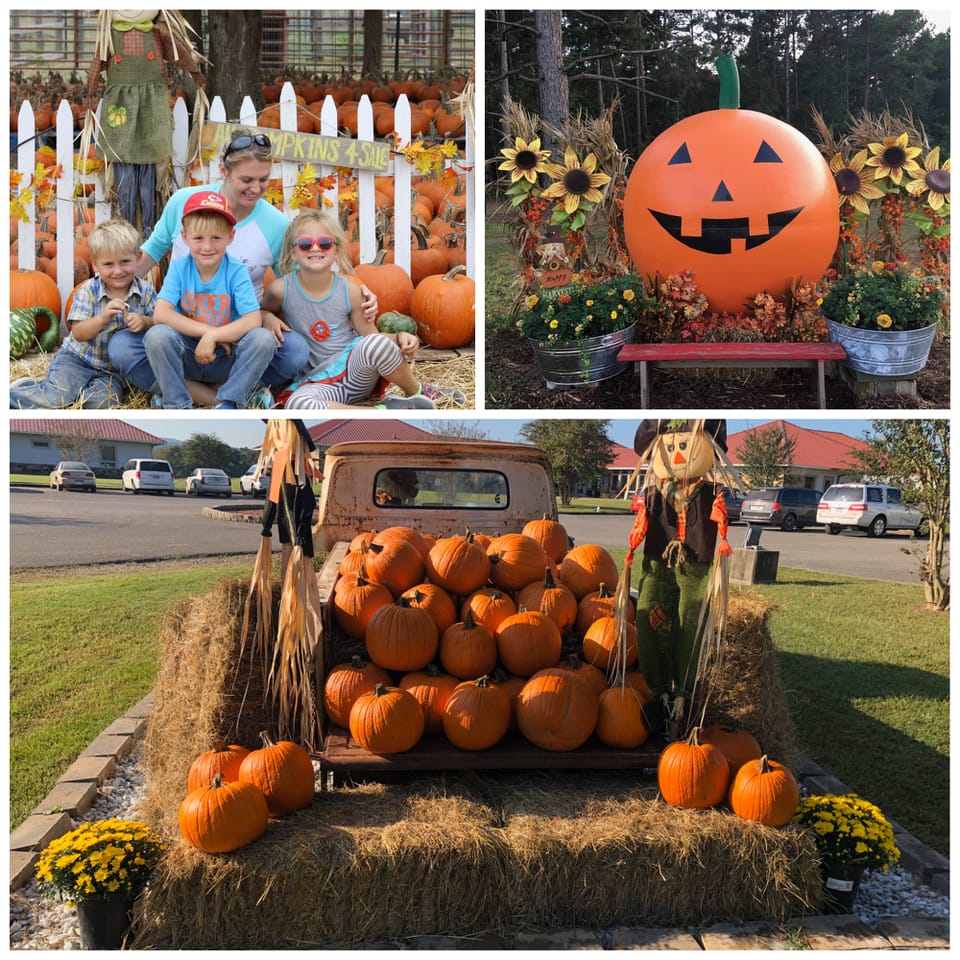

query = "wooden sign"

[{"left": 201, "top": 122, "right": 392, "bottom": 173}]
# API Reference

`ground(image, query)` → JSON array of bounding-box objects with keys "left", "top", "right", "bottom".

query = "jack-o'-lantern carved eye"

[
  {"left": 668, "top": 143, "right": 692, "bottom": 165},
  {"left": 754, "top": 140, "right": 783, "bottom": 163}
]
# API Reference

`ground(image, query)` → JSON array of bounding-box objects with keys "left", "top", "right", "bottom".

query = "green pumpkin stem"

[{"left": 715, "top": 52, "right": 740, "bottom": 110}]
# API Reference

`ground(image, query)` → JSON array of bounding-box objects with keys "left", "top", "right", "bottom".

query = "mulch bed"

[{"left": 485, "top": 325, "right": 950, "bottom": 411}]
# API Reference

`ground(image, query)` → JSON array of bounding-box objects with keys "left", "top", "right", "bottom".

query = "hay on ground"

[
  {"left": 133, "top": 580, "right": 821, "bottom": 948},
  {"left": 10, "top": 347, "right": 475, "bottom": 410}
]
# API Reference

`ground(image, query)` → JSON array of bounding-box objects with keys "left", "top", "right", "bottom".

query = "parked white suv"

[
  {"left": 122, "top": 458, "right": 175, "bottom": 496},
  {"left": 817, "top": 482, "right": 925, "bottom": 537}
]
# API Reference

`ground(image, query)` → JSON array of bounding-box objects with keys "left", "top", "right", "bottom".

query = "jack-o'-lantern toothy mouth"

[{"left": 648, "top": 206, "right": 803, "bottom": 254}]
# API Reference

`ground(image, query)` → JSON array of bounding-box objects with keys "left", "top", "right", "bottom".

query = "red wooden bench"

[{"left": 616, "top": 341, "right": 847, "bottom": 408}]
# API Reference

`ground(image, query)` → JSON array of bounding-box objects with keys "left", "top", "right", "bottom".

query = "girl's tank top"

[{"left": 281, "top": 272, "right": 360, "bottom": 382}]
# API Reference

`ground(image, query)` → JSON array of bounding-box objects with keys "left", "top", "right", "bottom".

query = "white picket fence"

[{"left": 14, "top": 81, "right": 474, "bottom": 318}]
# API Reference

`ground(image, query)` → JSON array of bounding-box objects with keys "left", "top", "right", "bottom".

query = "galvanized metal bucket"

[
  {"left": 529, "top": 323, "right": 637, "bottom": 389},
  {"left": 826, "top": 319, "right": 937, "bottom": 377}
]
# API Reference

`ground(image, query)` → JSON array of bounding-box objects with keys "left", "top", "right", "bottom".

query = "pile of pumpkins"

[
  {"left": 325, "top": 520, "right": 658, "bottom": 758},
  {"left": 178, "top": 732, "right": 316, "bottom": 854},
  {"left": 658, "top": 724, "right": 800, "bottom": 828}
]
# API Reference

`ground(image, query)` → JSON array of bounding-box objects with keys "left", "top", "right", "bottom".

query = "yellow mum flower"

[
  {"left": 525, "top": 294, "right": 540, "bottom": 309},
  {"left": 610, "top": 310, "right": 618, "bottom": 320},
  {"left": 876, "top": 313, "right": 893, "bottom": 329},
  {"left": 623, "top": 289, "right": 636, "bottom": 301},
  {"left": 549, "top": 319, "right": 559, "bottom": 329}
]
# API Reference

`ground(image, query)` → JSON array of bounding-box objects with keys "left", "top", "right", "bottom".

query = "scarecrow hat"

[{"left": 633, "top": 419, "right": 728, "bottom": 456}]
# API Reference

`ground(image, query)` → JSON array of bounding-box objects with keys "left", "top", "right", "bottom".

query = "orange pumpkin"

[
  {"left": 557, "top": 544, "right": 619, "bottom": 600},
  {"left": 353, "top": 253, "right": 414, "bottom": 317},
  {"left": 442, "top": 675, "right": 511, "bottom": 750},
  {"left": 426, "top": 532, "right": 491, "bottom": 597},
  {"left": 178, "top": 774, "right": 269, "bottom": 853},
  {"left": 237, "top": 732, "right": 315, "bottom": 816},
  {"left": 728, "top": 754, "right": 799, "bottom": 826},
  {"left": 409, "top": 264, "right": 475, "bottom": 349},
  {"left": 349, "top": 683, "right": 425, "bottom": 754},
  {"left": 364, "top": 596, "right": 439, "bottom": 672},
  {"left": 461, "top": 588, "right": 517, "bottom": 634},
  {"left": 399, "top": 664, "right": 459, "bottom": 735},
  {"left": 10, "top": 269, "right": 62, "bottom": 332},
  {"left": 521, "top": 515, "right": 569, "bottom": 563},
  {"left": 187, "top": 742, "right": 251, "bottom": 792},
  {"left": 582, "top": 615, "right": 638, "bottom": 671},
  {"left": 595, "top": 686, "right": 650, "bottom": 749},
  {"left": 516, "top": 667, "right": 599, "bottom": 752},
  {"left": 699, "top": 723, "right": 763, "bottom": 780},
  {"left": 323, "top": 656, "right": 393, "bottom": 728},
  {"left": 657, "top": 726, "right": 730, "bottom": 809},
  {"left": 623, "top": 53, "right": 838, "bottom": 314},
  {"left": 401, "top": 582, "right": 458, "bottom": 633},
  {"left": 439, "top": 610, "right": 498, "bottom": 680},
  {"left": 495, "top": 608, "right": 562, "bottom": 678}
]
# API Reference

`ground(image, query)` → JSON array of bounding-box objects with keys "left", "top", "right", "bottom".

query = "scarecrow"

[
  {"left": 616, "top": 419, "right": 737, "bottom": 740},
  {"left": 241, "top": 419, "right": 324, "bottom": 751},
  {"left": 85, "top": 10, "right": 208, "bottom": 235}
]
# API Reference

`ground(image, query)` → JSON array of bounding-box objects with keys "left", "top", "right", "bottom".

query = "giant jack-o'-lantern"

[{"left": 623, "top": 54, "right": 839, "bottom": 314}]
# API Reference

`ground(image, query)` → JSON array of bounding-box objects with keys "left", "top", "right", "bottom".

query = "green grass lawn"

[{"left": 9, "top": 558, "right": 949, "bottom": 856}]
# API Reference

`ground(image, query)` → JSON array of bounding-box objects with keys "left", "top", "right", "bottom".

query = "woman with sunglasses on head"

[
  {"left": 262, "top": 210, "right": 464, "bottom": 410},
  {"left": 107, "top": 128, "right": 376, "bottom": 407}
]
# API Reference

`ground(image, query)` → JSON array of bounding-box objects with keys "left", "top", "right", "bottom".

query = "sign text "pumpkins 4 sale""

[{"left": 202, "top": 122, "right": 392, "bottom": 173}]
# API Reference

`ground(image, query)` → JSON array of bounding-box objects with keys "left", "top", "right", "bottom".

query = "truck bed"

[{"left": 316, "top": 727, "right": 666, "bottom": 776}]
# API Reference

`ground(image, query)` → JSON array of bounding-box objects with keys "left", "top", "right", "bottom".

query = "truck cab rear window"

[{"left": 373, "top": 468, "right": 509, "bottom": 509}]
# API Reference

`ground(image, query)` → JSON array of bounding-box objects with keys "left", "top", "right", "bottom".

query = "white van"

[
  {"left": 121, "top": 458, "right": 176, "bottom": 496},
  {"left": 817, "top": 483, "right": 925, "bottom": 537}
]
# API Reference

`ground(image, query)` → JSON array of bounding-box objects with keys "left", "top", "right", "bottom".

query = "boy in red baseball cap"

[{"left": 145, "top": 191, "right": 275, "bottom": 408}]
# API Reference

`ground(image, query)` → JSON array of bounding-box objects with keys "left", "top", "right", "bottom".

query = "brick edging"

[{"left": 10, "top": 692, "right": 154, "bottom": 891}]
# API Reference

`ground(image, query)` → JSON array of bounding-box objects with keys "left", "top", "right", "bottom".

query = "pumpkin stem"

[
  {"left": 258, "top": 730, "right": 276, "bottom": 748},
  {"left": 716, "top": 52, "right": 740, "bottom": 109},
  {"left": 350, "top": 655, "right": 368, "bottom": 670},
  {"left": 373, "top": 682, "right": 389, "bottom": 697},
  {"left": 463, "top": 608, "right": 478, "bottom": 629},
  {"left": 758, "top": 754, "right": 771, "bottom": 773},
  {"left": 211, "top": 772, "right": 224, "bottom": 789},
  {"left": 543, "top": 567, "right": 558, "bottom": 589}
]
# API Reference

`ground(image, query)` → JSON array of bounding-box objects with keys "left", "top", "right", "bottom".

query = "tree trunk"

[
  {"left": 924, "top": 524, "right": 949, "bottom": 610},
  {"left": 363, "top": 10, "right": 384, "bottom": 79},
  {"left": 534, "top": 10, "right": 568, "bottom": 155},
  {"left": 207, "top": 12, "right": 263, "bottom": 117}
]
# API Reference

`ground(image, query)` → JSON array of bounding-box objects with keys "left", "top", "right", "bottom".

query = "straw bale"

[
  {"left": 698, "top": 592, "right": 800, "bottom": 767},
  {"left": 140, "top": 578, "right": 279, "bottom": 837}
]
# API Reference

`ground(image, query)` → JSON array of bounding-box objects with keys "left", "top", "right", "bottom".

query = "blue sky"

[{"left": 126, "top": 415, "right": 877, "bottom": 451}]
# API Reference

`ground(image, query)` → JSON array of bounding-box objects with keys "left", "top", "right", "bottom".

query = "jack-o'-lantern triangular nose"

[
  {"left": 673, "top": 451, "right": 686, "bottom": 465},
  {"left": 712, "top": 180, "right": 733, "bottom": 202}
]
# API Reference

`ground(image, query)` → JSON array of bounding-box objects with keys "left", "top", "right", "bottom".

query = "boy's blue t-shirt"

[
  {"left": 157, "top": 253, "right": 261, "bottom": 329},
  {"left": 141, "top": 183, "right": 289, "bottom": 300}
]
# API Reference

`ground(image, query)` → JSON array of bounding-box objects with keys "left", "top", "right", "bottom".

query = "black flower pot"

[
  {"left": 76, "top": 893, "right": 133, "bottom": 949},
  {"left": 820, "top": 861, "right": 865, "bottom": 914}
]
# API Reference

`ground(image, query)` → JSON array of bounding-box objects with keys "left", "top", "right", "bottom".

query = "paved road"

[
  {"left": 10, "top": 486, "right": 268, "bottom": 568},
  {"left": 561, "top": 512, "right": 944, "bottom": 586},
  {"left": 9, "top": 487, "right": 944, "bottom": 584}
]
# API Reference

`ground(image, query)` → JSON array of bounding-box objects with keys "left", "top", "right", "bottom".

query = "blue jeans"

[
  {"left": 10, "top": 349, "right": 125, "bottom": 409},
  {"left": 108, "top": 327, "right": 310, "bottom": 396},
  {"left": 141, "top": 325, "right": 281, "bottom": 408}
]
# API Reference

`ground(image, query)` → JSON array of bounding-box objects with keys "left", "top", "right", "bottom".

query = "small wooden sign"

[{"left": 201, "top": 122, "right": 392, "bottom": 173}]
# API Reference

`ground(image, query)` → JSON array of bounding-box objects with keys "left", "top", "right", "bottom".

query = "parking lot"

[{"left": 10, "top": 486, "right": 944, "bottom": 584}]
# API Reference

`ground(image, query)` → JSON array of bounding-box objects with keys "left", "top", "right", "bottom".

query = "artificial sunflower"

[
  {"left": 498, "top": 136, "right": 552, "bottom": 185},
  {"left": 829, "top": 149, "right": 885, "bottom": 215},
  {"left": 542, "top": 147, "right": 612, "bottom": 213},
  {"left": 905, "top": 146, "right": 951, "bottom": 210},
  {"left": 865, "top": 132, "right": 923, "bottom": 185}
]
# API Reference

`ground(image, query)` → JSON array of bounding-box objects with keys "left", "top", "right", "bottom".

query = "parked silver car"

[
  {"left": 49, "top": 461, "right": 96, "bottom": 492},
  {"left": 185, "top": 468, "right": 233, "bottom": 498},
  {"left": 817, "top": 483, "right": 925, "bottom": 537}
]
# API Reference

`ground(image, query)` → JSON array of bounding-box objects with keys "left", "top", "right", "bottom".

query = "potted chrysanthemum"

[
  {"left": 820, "top": 261, "right": 945, "bottom": 376},
  {"left": 516, "top": 273, "right": 649, "bottom": 387},
  {"left": 35, "top": 818, "right": 166, "bottom": 949},
  {"left": 792, "top": 793, "right": 900, "bottom": 913}
]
